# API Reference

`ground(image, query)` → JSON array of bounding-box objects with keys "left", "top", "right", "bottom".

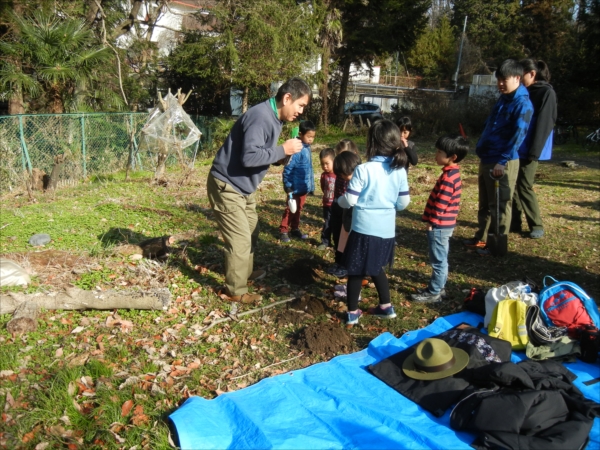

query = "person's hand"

[
  {"left": 492, "top": 163, "right": 506, "bottom": 178},
  {"left": 400, "top": 137, "right": 408, "bottom": 148},
  {"left": 284, "top": 186, "right": 293, "bottom": 194},
  {"left": 283, "top": 138, "right": 303, "bottom": 156},
  {"left": 426, "top": 224, "right": 433, "bottom": 231}
]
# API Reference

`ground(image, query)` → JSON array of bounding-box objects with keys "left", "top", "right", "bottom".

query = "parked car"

[{"left": 344, "top": 102, "right": 384, "bottom": 125}]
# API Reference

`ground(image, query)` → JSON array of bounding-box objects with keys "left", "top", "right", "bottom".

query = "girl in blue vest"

[{"left": 338, "top": 120, "right": 410, "bottom": 324}]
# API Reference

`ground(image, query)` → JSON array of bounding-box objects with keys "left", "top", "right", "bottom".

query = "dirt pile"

[
  {"left": 295, "top": 322, "right": 354, "bottom": 357},
  {"left": 289, "top": 296, "right": 327, "bottom": 315},
  {"left": 276, "top": 296, "right": 328, "bottom": 326}
]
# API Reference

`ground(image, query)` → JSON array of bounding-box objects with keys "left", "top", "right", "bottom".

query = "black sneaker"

[
  {"left": 290, "top": 229, "right": 308, "bottom": 240},
  {"left": 416, "top": 288, "right": 447, "bottom": 299},
  {"left": 410, "top": 290, "right": 442, "bottom": 303}
]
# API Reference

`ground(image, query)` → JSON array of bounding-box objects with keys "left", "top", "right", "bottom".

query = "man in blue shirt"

[{"left": 464, "top": 60, "right": 534, "bottom": 255}]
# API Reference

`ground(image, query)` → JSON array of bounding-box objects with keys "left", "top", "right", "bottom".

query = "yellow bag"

[{"left": 488, "top": 299, "right": 529, "bottom": 350}]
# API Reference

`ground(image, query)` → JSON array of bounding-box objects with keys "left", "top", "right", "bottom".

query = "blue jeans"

[{"left": 427, "top": 227, "right": 454, "bottom": 294}]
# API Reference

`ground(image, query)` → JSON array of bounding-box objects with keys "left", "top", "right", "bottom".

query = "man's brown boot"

[{"left": 229, "top": 293, "right": 262, "bottom": 304}]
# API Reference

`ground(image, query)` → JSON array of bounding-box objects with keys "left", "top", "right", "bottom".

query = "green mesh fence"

[{"left": 0, "top": 112, "right": 217, "bottom": 192}]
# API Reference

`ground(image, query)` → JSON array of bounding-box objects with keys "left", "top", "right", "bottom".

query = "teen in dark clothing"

[{"left": 511, "top": 59, "right": 557, "bottom": 239}]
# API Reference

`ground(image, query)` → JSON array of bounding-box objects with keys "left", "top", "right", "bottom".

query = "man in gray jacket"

[{"left": 207, "top": 77, "right": 311, "bottom": 303}]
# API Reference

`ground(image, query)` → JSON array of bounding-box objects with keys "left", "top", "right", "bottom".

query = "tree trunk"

[
  {"left": 6, "top": 301, "right": 38, "bottom": 335},
  {"left": 8, "top": 2, "right": 25, "bottom": 114},
  {"left": 337, "top": 59, "right": 351, "bottom": 120},
  {"left": 46, "top": 154, "right": 66, "bottom": 191},
  {"left": 154, "top": 107, "right": 172, "bottom": 180},
  {"left": 242, "top": 86, "right": 249, "bottom": 113},
  {"left": 30, "top": 168, "right": 46, "bottom": 191},
  {"left": 319, "top": 46, "right": 330, "bottom": 128},
  {"left": 49, "top": 84, "right": 64, "bottom": 114},
  {"left": 155, "top": 151, "right": 168, "bottom": 179},
  {"left": 0, "top": 287, "right": 171, "bottom": 315},
  {"left": 9, "top": 91, "right": 25, "bottom": 114}
]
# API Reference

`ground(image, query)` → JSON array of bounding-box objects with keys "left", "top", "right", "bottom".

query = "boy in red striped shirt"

[{"left": 411, "top": 135, "right": 469, "bottom": 303}]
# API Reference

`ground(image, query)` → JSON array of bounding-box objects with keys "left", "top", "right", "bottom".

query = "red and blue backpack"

[{"left": 538, "top": 276, "right": 600, "bottom": 338}]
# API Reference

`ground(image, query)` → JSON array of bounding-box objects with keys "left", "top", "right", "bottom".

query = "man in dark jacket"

[
  {"left": 207, "top": 78, "right": 311, "bottom": 303},
  {"left": 464, "top": 59, "right": 533, "bottom": 254},
  {"left": 511, "top": 59, "right": 557, "bottom": 239}
]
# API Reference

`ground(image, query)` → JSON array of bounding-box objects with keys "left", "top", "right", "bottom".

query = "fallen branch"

[
  {"left": 199, "top": 296, "right": 296, "bottom": 333},
  {"left": 230, "top": 353, "right": 305, "bottom": 380},
  {"left": 0, "top": 287, "right": 170, "bottom": 315}
]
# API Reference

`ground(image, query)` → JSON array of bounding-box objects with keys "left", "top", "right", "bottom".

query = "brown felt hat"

[{"left": 402, "top": 338, "right": 469, "bottom": 381}]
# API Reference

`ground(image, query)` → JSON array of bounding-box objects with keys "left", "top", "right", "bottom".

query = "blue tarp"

[{"left": 169, "top": 312, "right": 600, "bottom": 449}]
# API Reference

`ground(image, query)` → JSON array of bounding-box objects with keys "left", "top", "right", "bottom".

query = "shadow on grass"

[
  {"left": 143, "top": 178, "right": 598, "bottom": 308},
  {"left": 548, "top": 213, "right": 600, "bottom": 222},
  {"left": 537, "top": 179, "right": 600, "bottom": 191},
  {"left": 147, "top": 197, "right": 336, "bottom": 295},
  {"left": 392, "top": 217, "right": 600, "bottom": 302},
  {"left": 572, "top": 200, "right": 600, "bottom": 211}
]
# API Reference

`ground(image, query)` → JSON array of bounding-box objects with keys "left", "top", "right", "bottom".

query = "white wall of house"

[{"left": 349, "top": 63, "right": 380, "bottom": 84}]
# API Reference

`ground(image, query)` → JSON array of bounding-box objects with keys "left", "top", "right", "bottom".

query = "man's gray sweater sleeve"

[
  {"left": 210, "top": 100, "right": 286, "bottom": 195},
  {"left": 241, "top": 105, "right": 286, "bottom": 167}
]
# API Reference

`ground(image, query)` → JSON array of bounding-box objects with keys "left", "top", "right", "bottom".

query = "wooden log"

[
  {"left": 0, "top": 287, "right": 170, "bottom": 315},
  {"left": 6, "top": 301, "right": 38, "bottom": 335}
]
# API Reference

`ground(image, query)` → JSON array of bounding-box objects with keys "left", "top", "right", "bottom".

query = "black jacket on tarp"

[
  {"left": 369, "top": 324, "right": 512, "bottom": 417},
  {"left": 450, "top": 360, "right": 600, "bottom": 450}
]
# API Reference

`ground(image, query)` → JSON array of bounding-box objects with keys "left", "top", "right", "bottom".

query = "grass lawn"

[{"left": 0, "top": 129, "right": 598, "bottom": 449}]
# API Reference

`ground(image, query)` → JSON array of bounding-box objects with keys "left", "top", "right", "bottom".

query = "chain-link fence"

[{"left": 0, "top": 112, "right": 217, "bottom": 192}]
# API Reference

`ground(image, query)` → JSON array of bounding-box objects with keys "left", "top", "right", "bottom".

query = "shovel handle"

[{"left": 488, "top": 170, "right": 504, "bottom": 181}]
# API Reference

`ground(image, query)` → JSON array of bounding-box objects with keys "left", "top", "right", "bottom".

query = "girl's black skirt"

[{"left": 343, "top": 231, "right": 395, "bottom": 276}]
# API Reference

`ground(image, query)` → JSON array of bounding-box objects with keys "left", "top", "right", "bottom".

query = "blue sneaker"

[
  {"left": 368, "top": 305, "right": 397, "bottom": 319},
  {"left": 331, "top": 266, "right": 348, "bottom": 278},
  {"left": 529, "top": 229, "right": 544, "bottom": 239},
  {"left": 326, "top": 263, "right": 339, "bottom": 274},
  {"left": 280, "top": 233, "right": 291, "bottom": 243},
  {"left": 347, "top": 309, "right": 363, "bottom": 325}
]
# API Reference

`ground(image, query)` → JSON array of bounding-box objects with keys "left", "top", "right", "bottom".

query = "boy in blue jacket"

[
  {"left": 279, "top": 120, "right": 316, "bottom": 242},
  {"left": 463, "top": 59, "right": 533, "bottom": 255}
]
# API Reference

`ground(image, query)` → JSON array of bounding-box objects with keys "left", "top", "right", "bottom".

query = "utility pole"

[{"left": 453, "top": 16, "right": 467, "bottom": 92}]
